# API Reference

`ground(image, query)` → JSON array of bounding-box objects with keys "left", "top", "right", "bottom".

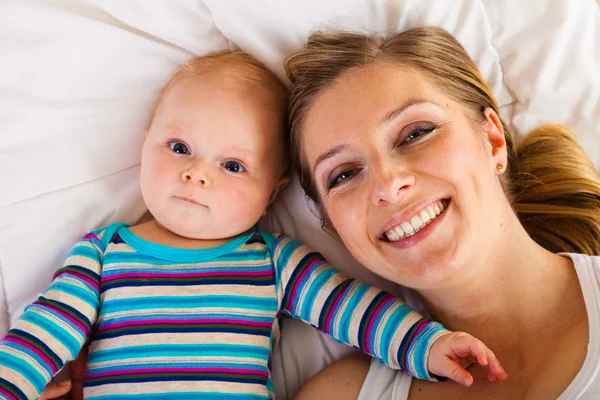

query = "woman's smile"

[{"left": 380, "top": 199, "right": 449, "bottom": 248}]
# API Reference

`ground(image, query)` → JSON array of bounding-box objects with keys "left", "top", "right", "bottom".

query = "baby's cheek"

[
  {"left": 153, "top": 163, "right": 179, "bottom": 196},
  {"left": 225, "top": 187, "right": 266, "bottom": 221},
  {"left": 148, "top": 156, "right": 170, "bottom": 181}
]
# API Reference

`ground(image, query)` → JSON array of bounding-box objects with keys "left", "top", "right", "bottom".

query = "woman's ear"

[{"left": 483, "top": 108, "right": 508, "bottom": 174}]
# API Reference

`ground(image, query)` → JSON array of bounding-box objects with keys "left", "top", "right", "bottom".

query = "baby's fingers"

[
  {"left": 486, "top": 351, "right": 509, "bottom": 382},
  {"left": 437, "top": 356, "right": 474, "bottom": 387},
  {"left": 469, "top": 342, "right": 508, "bottom": 382},
  {"left": 448, "top": 333, "right": 508, "bottom": 382},
  {"left": 450, "top": 335, "right": 490, "bottom": 366}
]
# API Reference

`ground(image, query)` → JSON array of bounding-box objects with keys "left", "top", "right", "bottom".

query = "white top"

[{"left": 358, "top": 253, "right": 600, "bottom": 400}]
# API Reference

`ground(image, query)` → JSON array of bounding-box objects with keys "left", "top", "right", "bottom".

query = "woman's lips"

[{"left": 381, "top": 199, "right": 450, "bottom": 249}]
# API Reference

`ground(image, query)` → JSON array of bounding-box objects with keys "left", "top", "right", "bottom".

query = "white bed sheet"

[{"left": 0, "top": 1, "right": 598, "bottom": 398}]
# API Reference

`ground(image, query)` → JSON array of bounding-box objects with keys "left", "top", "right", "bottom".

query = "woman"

[{"left": 284, "top": 27, "right": 600, "bottom": 399}]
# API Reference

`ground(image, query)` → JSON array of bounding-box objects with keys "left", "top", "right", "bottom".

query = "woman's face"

[{"left": 302, "top": 64, "right": 507, "bottom": 290}]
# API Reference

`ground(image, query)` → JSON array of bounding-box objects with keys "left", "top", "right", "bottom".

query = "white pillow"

[{"left": 480, "top": 0, "right": 600, "bottom": 163}]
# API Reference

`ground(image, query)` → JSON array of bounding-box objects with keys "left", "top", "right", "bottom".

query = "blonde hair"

[
  {"left": 154, "top": 50, "right": 288, "bottom": 118},
  {"left": 285, "top": 27, "right": 600, "bottom": 255}
]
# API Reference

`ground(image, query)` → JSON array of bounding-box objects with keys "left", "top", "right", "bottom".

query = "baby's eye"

[
  {"left": 169, "top": 142, "right": 189, "bottom": 155},
  {"left": 223, "top": 161, "right": 245, "bottom": 173}
]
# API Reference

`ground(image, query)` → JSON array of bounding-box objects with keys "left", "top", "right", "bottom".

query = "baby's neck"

[{"left": 129, "top": 219, "right": 246, "bottom": 250}]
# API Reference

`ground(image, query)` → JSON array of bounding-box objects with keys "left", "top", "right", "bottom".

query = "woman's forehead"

[{"left": 303, "top": 65, "right": 448, "bottom": 137}]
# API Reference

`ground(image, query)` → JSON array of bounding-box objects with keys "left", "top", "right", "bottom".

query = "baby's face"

[{"left": 140, "top": 73, "right": 287, "bottom": 240}]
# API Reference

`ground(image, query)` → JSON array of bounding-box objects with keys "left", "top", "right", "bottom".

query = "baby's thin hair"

[{"left": 153, "top": 50, "right": 288, "bottom": 118}]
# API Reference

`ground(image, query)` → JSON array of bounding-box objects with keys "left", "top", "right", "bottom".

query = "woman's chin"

[{"left": 380, "top": 246, "right": 464, "bottom": 290}]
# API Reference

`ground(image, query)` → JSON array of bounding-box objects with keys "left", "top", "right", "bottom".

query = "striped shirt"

[{"left": 0, "top": 223, "right": 446, "bottom": 399}]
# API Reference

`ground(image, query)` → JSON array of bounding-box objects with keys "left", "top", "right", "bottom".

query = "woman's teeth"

[{"left": 384, "top": 200, "right": 447, "bottom": 242}]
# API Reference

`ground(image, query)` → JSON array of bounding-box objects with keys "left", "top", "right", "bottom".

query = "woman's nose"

[
  {"left": 370, "top": 168, "right": 414, "bottom": 206},
  {"left": 181, "top": 161, "right": 211, "bottom": 187}
]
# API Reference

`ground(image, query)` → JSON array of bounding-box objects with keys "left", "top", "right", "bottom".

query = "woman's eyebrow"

[
  {"left": 312, "top": 143, "right": 348, "bottom": 175},
  {"left": 379, "top": 98, "right": 436, "bottom": 127},
  {"left": 311, "top": 100, "right": 439, "bottom": 175}
]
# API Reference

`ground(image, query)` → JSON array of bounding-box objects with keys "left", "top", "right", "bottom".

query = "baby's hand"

[{"left": 427, "top": 332, "right": 508, "bottom": 387}]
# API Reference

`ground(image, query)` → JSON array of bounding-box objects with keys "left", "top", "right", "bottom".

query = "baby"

[{"left": 0, "top": 51, "right": 507, "bottom": 399}]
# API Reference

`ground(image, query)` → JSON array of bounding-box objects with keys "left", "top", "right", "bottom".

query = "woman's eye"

[
  {"left": 223, "top": 161, "right": 245, "bottom": 173},
  {"left": 400, "top": 124, "right": 437, "bottom": 146},
  {"left": 327, "top": 169, "right": 357, "bottom": 190},
  {"left": 169, "top": 142, "right": 189, "bottom": 155}
]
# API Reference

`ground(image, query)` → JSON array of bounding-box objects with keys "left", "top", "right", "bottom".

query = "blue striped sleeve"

[
  {"left": 270, "top": 233, "right": 450, "bottom": 380},
  {"left": 0, "top": 232, "right": 104, "bottom": 398}
]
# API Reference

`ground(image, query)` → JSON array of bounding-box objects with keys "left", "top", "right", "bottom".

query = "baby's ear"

[{"left": 269, "top": 175, "right": 290, "bottom": 204}]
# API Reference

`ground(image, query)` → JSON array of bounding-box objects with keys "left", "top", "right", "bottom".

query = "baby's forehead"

[
  {"left": 158, "top": 70, "right": 286, "bottom": 121},
  {"left": 155, "top": 73, "right": 282, "bottom": 127},
  {"left": 161, "top": 52, "right": 286, "bottom": 102}
]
